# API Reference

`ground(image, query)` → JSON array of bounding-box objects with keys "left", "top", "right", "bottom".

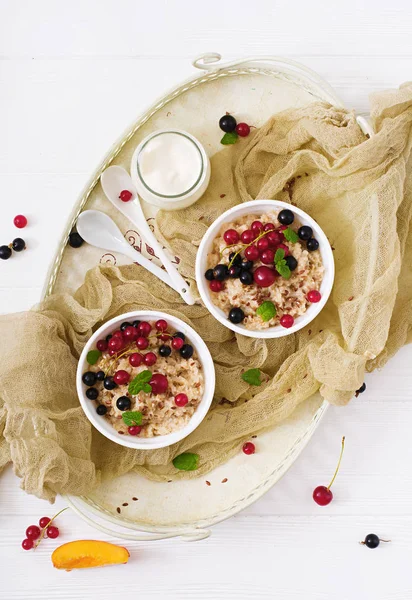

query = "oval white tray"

[{"left": 43, "top": 54, "right": 374, "bottom": 541}]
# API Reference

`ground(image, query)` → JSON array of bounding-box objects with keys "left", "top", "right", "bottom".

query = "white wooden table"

[{"left": 1, "top": 1, "right": 412, "bottom": 598}]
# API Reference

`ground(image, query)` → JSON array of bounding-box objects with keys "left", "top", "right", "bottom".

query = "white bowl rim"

[
  {"left": 76, "top": 310, "right": 216, "bottom": 450},
  {"left": 195, "top": 199, "right": 335, "bottom": 339}
]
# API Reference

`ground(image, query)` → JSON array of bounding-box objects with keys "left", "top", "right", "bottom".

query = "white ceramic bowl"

[
  {"left": 76, "top": 310, "right": 215, "bottom": 449},
  {"left": 195, "top": 200, "right": 335, "bottom": 339}
]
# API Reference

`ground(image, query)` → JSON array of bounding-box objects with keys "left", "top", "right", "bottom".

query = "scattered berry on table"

[
  {"left": 46, "top": 526, "right": 59, "bottom": 539},
  {"left": 313, "top": 436, "right": 345, "bottom": 506},
  {"left": 307, "top": 290, "right": 321, "bottom": 303},
  {"left": 213, "top": 264, "right": 229, "bottom": 281},
  {"left": 253, "top": 266, "right": 276, "bottom": 288},
  {"left": 210, "top": 279, "right": 224, "bottom": 292},
  {"left": 180, "top": 344, "right": 194, "bottom": 359},
  {"left": 175, "top": 393, "right": 189, "bottom": 407},
  {"left": 229, "top": 265, "right": 242, "bottom": 278},
  {"left": 129, "top": 352, "right": 143, "bottom": 367},
  {"left": 14, "top": 214, "right": 28, "bottom": 228},
  {"left": 39, "top": 517, "right": 51, "bottom": 529},
  {"left": 240, "top": 270, "right": 254, "bottom": 285},
  {"left": 307, "top": 238, "right": 319, "bottom": 252},
  {"left": 278, "top": 209, "right": 294, "bottom": 226},
  {"left": 223, "top": 229, "right": 240, "bottom": 245},
  {"left": 103, "top": 376, "right": 117, "bottom": 390},
  {"left": 68, "top": 232, "right": 84, "bottom": 248},
  {"left": 235, "top": 122, "right": 251, "bottom": 137},
  {"left": 116, "top": 396, "right": 131, "bottom": 411},
  {"left": 240, "top": 229, "right": 254, "bottom": 244},
  {"left": 280, "top": 314, "right": 294, "bottom": 328},
  {"left": 150, "top": 373, "right": 168, "bottom": 394},
  {"left": 119, "top": 190, "right": 133, "bottom": 202},
  {"left": 26, "top": 525, "right": 41, "bottom": 540},
  {"left": 82, "top": 371, "right": 97, "bottom": 387},
  {"left": 228, "top": 307, "right": 245, "bottom": 324},
  {"left": 155, "top": 319, "right": 168, "bottom": 332},
  {"left": 229, "top": 252, "right": 242, "bottom": 266},
  {"left": 22, "top": 538, "right": 34, "bottom": 550},
  {"left": 159, "top": 345, "right": 171, "bottom": 357},
  {"left": 86, "top": 387, "right": 99, "bottom": 400},
  {"left": 120, "top": 321, "right": 132, "bottom": 331},
  {"left": 205, "top": 268, "right": 215, "bottom": 281},
  {"left": 242, "top": 442, "right": 255, "bottom": 455},
  {"left": 96, "top": 370, "right": 105, "bottom": 381},
  {"left": 12, "top": 238, "right": 26, "bottom": 252},
  {"left": 355, "top": 382, "right": 366, "bottom": 396},
  {"left": 128, "top": 425, "right": 142, "bottom": 436},
  {"left": 0, "top": 245, "right": 12, "bottom": 260},
  {"left": 219, "top": 114, "right": 237, "bottom": 133},
  {"left": 361, "top": 534, "right": 390, "bottom": 549},
  {"left": 96, "top": 404, "right": 107, "bottom": 415},
  {"left": 171, "top": 337, "right": 184, "bottom": 350},
  {"left": 298, "top": 225, "right": 313, "bottom": 240},
  {"left": 138, "top": 321, "right": 152, "bottom": 337},
  {"left": 113, "top": 370, "right": 130, "bottom": 385},
  {"left": 144, "top": 352, "right": 157, "bottom": 366},
  {"left": 136, "top": 336, "right": 149, "bottom": 350},
  {"left": 96, "top": 339, "right": 108, "bottom": 352},
  {"left": 244, "top": 244, "right": 259, "bottom": 261},
  {"left": 285, "top": 255, "right": 298, "bottom": 271}
]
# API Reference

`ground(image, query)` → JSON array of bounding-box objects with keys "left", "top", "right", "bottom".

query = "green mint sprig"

[
  {"left": 173, "top": 453, "right": 199, "bottom": 471},
  {"left": 241, "top": 368, "right": 263, "bottom": 386},
  {"left": 122, "top": 411, "right": 143, "bottom": 427},
  {"left": 220, "top": 132, "right": 238, "bottom": 145},
  {"left": 274, "top": 248, "right": 291, "bottom": 279},
  {"left": 256, "top": 301, "right": 277, "bottom": 322},
  {"left": 283, "top": 227, "right": 299, "bottom": 243},
  {"left": 128, "top": 370, "right": 153, "bottom": 395},
  {"left": 86, "top": 350, "right": 102, "bottom": 365}
]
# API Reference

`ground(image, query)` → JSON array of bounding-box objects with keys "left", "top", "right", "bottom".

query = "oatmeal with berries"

[
  {"left": 205, "top": 209, "right": 324, "bottom": 330},
  {"left": 81, "top": 319, "right": 204, "bottom": 437}
]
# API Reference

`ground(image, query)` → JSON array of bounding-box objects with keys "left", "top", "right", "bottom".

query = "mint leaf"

[
  {"left": 283, "top": 227, "right": 299, "bottom": 243},
  {"left": 128, "top": 370, "right": 153, "bottom": 395},
  {"left": 122, "top": 411, "right": 143, "bottom": 427},
  {"left": 173, "top": 452, "right": 199, "bottom": 471},
  {"left": 274, "top": 248, "right": 285, "bottom": 263},
  {"left": 275, "top": 260, "right": 291, "bottom": 279},
  {"left": 220, "top": 132, "right": 238, "bottom": 145},
  {"left": 87, "top": 350, "right": 102, "bottom": 365},
  {"left": 241, "top": 368, "right": 262, "bottom": 386},
  {"left": 256, "top": 300, "right": 277, "bottom": 322}
]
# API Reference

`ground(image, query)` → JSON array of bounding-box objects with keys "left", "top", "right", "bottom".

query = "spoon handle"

[{"left": 112, "top": 244, "right": 178, "bottom": 291}]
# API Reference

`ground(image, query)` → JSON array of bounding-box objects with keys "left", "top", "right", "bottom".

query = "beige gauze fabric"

[{"left": 1, "top": 84, "right": 412, "bottom": 502}]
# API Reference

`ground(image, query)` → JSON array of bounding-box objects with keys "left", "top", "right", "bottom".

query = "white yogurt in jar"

[{"left": 131, "top": 130, "right": 211, "bottom": 210}]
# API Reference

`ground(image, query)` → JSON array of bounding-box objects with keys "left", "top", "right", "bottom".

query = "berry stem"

[
  {"left": 33, "top": 507, "right": 69, "bottom": 550},
  {"left": 222, "top": 227, "right": 277, "bottom": 268},
  {"left": 327, "top": 436, "right": 345, "bottom": 490}
]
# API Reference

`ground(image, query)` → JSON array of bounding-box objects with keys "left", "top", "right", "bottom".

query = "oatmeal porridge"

[
  {"left": 204, "top": 209, "right": 324, "bottom": 330},
  {"left": 81, "top": 319, "right": 204, "bottom": 437}
]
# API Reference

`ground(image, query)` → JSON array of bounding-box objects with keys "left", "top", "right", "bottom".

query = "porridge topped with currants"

[
  {"left": 205, "top": 209, "right": 324, "bottom": 330},
  {"left": 81, "top": 319, "right": 204, "bottom": 437}
]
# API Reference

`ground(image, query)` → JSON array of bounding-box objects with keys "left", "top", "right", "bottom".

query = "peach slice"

[{"left": 51, "top": 540, "right": 130, "bottom": 570}]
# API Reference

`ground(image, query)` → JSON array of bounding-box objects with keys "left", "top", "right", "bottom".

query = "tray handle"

[{"left": 65, "top": 495, "right": 211, "bottom": 542}]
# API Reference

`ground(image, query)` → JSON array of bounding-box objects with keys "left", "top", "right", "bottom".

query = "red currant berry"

[
  {"left": 150, "top": 373, "right": 168, "bottom": 394},
  {"left": 46, "top": 526, "right": 59, "bottom": 539},
  {"left": 235, "top": 122, "right": 251, "bottom": 137},
  {"left": 260, "top": 249, "right": 275, "bottom": 265},
  {"left": 313, "top": 486, "right": 333, "bottom": 506},
  {"left": 113, "top": 370, "right": 130, "bottom": 385},
  {"left": 307, "top": 290, "right": 321, "bottom": 303},
  {"left": 257, "top": 237, "right": 269, "bottom": 252},
  {"left": 280, "top": 314, "right": 294, "bottom": 328},
  {"left": 26, "top": 525, "right": 41, "bottom": 540},
  {"left": 240, "top": 229, "right": 254, "bottom": 244},
  {"left": 171, "top": 337, "right": 184, "bottom": 350},
  {"left": 39, "top": 517, "right": 51, "bottom": 528},
  {"left": 223, "top": 229, "right": 240, "bottom": 245},
  {"left": 155, "top": 319, "right": 168, "bottom": 332},
  {"left": 159, "top": 333, "right": 170, "bottom": 341},
  {"left": 277, "top": 243, "right": 289, "bottom": 256},
  {"left": 22, "top": 538, "right": 34, "bottom": 550},
  {"left": 119, "top": 190, "right": 133, "bottom": 202},
  {"left": 267, "top": 231, "right": 282, "bottom": 247},
  {"left": 251, "top": 221, "right": 264, "bottom": 236},
  {"left": 129, "top": 352, "right": 143, "bottom": 367},
  {"left": 263, "top": 223, "right": 275, "bottom": 231},
  {"left": 144, "top": 352, "right": 157, "bottom": 366},
  {"left": 109, "top": 348, "right": 117, "bottom": 356},
  {"left": 123, "top": 325, "right": 138, "bottom": 342},
  {"left": 96, "top": 339, "right": 108, "bottom": 352},
  {"left": 245, "top": 244, "right": 259, "bottom": 261},
  {"left": 136, "top": 336, "right": 149, "bottom": 350},
  {"left": 14, "top": 214, "right": 27, "bottom": 229},
  {"left": 112, "top": 330, "right": 124, "bottom": 339},
  {"left": 128, "top": 425, "right": 142, "bottom": 436},
  {"left": 175, "top": 393, "right": 188, "bottom": 407},
  {"left": 242, "top": 442, "right": 255, "bottom": 455},
  {"left": 210, "top": 280, "right": 224, "bottom": 292},
  {"left": 108, "top": 337, "right": 123, "bottom": 352},
  {"left": 138, "top": 322, "right": 152, "bottom": 337},
  {"left": 253, "top": 266, "right": 276, "bottom": 287},
  {"left": 279, "top": 224, "right": 288, "bottom": 231}
]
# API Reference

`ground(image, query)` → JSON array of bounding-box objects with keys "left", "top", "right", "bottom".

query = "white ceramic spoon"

[
  {"left": 100, "top": 165, "right": 195, "bottom": 305},
  {"left": 77, "top": 210, "right": 177, "bottom": 291}
]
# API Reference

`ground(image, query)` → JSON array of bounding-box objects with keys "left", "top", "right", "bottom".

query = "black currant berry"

[
  {"left": 68, "top": 232, "right": 84, "bottom": 248},
  {"left": 159, "top": 345, "right": 172, "bottom": 357},
  {"left": 285, "top": 255, "right": 298, "bottom": 271},
  {"left": 219, "top": 115, "right": 237, "bottom": 133},
  {"left": 213, "top": 264, "right": 229, "bottom": 281},
  {"left": 180, "top": 344, "right": 194, "bottom": 359},
  {"left": 278, "top": 209, "right": 294, "bottom": 226},
  {"left": 120, "top": 322, "right": 132, "bottom": 331},
  {"left": 82, "top": 371, "right": 97, "bottom": 387},
  {"left": 116, "top": 396, "right": 131, "bottom": 411},
  {"left": 86, "top": 387, "right": 99, "bottom": 400},
  {"left": 205, "top": 269, "right": 215, "bottom": 281},
  {"left": 96, "top": 404, "right": 107, "bottom": 416},
  {"left": 298, "top": 225, "right": 313, "bottom": 241},
  {"left": 228, "top": 307, "right": 245, "bottom": 324},
  {"left": 103, "top": 376, "right": 117, "bottom": 390},
  {"left": 0, "top": 245, "right": 12, "bottom": 260},
  {"left": 307, "top": 238, "right": 319, "bottom": 252},
  {"left": 12, "top": 238, "right": 26, "bottom": 252},
  {"left": 240, "top": 270, "right": 254, "bottom": 285},
  {"left": 96, "top": 370, "right": 105, "bottom": 381}
]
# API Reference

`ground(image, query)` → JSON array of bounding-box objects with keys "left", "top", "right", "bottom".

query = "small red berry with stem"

[
  {"left": 22, "top": 538, "right": 34, "bottom": 550},
  {"left": 171, "top": 337, "right": 184, "bottom": 350},
  {"left": 313, "top": 436, "right": 345, "bottom": 506},
  {"left": 119, "top": 190, "right": 133, "bottom": 202},
  {"left": 46, "top": 526, "right": 59, "bottom": 539},
  {"left": 26, "top": 525, "right": 41, "bottom": 540},
  {"left": 14, "top": 215, "right": 28, "bottom": 228},
  {"left": 39, "top": 517, "right": 51, "bottom": 528},
  {"left": 236, "top": 123, "right": 251, "bottom": 137},
  {"left": 242, "top": 442, "right": 255, "bottom": 455}
]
